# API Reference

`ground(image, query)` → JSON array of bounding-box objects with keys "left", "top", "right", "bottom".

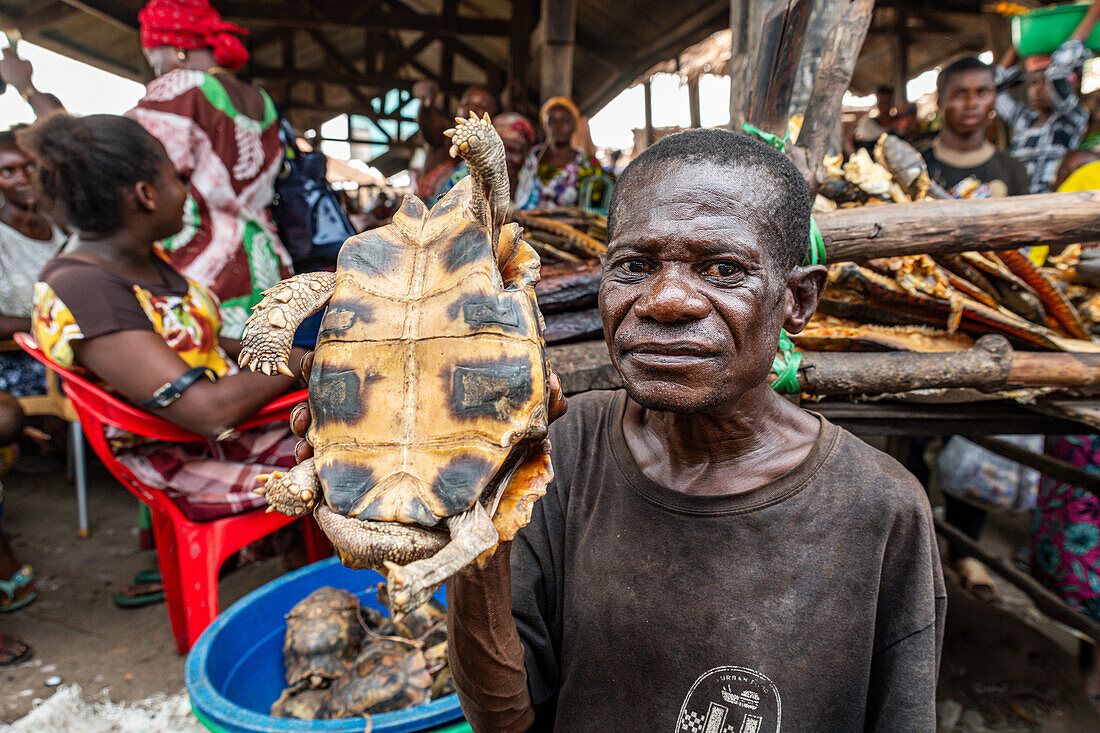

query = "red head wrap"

[{"left": 139, "top": 0, "right": 250, "bottom": 71}]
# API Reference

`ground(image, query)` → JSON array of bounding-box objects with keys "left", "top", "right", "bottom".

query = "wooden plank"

[
  {"left": 934, "top": 518, "right": 1100, "bottom": 644},
  {"left": 970, "top": 436, "right": 1100, "bottom": 500},
  {"left": 540, "top": 0, "right": 576, "bottom": 100},
  {"left": 819, "top": 190, "right": 1100, "bottom": 262},
  {"left": 748, "top": 0, "right": 815, "bottom": 136}
]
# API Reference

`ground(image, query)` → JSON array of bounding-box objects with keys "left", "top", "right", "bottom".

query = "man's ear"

[
  {"left": 782, "top": 264, "right": 827, "bottom": 334},
  {"left": 133, "top": 180, "right": 158, "bottom": 213}
]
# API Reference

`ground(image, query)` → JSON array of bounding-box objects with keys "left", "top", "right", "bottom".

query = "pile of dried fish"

[
  {"left": 512, "top": 208, "right": 607, "bottom": 263},
  {"left": 271, "top": 586, "right": 452, "bottom": 721}
]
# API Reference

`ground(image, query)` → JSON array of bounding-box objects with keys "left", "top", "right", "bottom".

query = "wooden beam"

[
  {"left": 11, "top": 2, "right": 76, "bottom": 34},
  {"left": 219, "top": 1, "right": 510, "bottom": 36},
  {"left": 748, "top": 0, "right": 815, "bottom": 136},
  {"left": 818, "top": 190, "right": 1100, "bottom": 262},
  {"left": 57, "top": 0, "right": 136, "bottom": 32},
  {"left": 508, "top": 0, "right": 535, "bottom": 111},
  {"left": 540, "top": 0, "right": 576, "bottom": 100},
  {"left": 729, "top": 0, "right": 766, "bottom": 130},
  {"left": 643, "top": 78, "right": 654, "bottom": 148},
  {"left": 934, "top": 517, "right": 1100, "bottom": 644},
  {"left": 687, "top": 76, "right": 701, "bottom": 128},
  {"left": 971, "top": 437, "right": 1100, "bottom": 500}
]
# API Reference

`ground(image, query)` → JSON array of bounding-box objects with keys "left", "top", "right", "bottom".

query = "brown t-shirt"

[{"left": 510, "top": 390, "right": 945, "bottom": 732}]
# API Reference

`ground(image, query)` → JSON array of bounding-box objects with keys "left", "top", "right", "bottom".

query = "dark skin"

[
  {"left": 414, "top": 81, "right": 500, "bottom": 178},
  {"left": 938, "top": 69, "right": 996, "bottom": 152},
  {"left": 600, "top": 162, "right": 826, "bottom": 494},
  {"left": 496, "top": 125, "right": 532, "bottom": 198},
  {"left": 0, "top": 393, "right": 34, "bottom": 619},
  {"left": 538, "top": 105, "right": 579, "bottom": 171},
  {"left": 63, "top": 145, "right": 306, "bottom": 438},
  {"left": 0, "top": 144, "right": 57, "bottom": 340},
  {"left": 287, "top": 159, "right": 828, "bottom": 729}
]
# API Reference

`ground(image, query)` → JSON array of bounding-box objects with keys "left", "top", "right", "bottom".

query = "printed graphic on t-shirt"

[{"left": 675, "top": 666, "right": 781, "bottom": 733}]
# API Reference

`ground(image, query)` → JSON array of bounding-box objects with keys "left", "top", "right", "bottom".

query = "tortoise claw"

[
  {"left": 277, "top": 362, "right": 294, "bottom": 377},
  {"left": 238, "top": 351, "right": 251, "bottom": 367}
]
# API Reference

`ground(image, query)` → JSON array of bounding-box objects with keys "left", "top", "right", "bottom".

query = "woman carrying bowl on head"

[{"left": 514, "top": 97, "right": 609, "bottom": 211}]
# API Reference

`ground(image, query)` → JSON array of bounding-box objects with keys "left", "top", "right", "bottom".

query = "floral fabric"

[
  {"left": 1030, "top": 434, "right": 1100, "bottom": 621},
  {"left": 127, "top": 70, "right": 292, "bottom": 337},
  {"left": 514, "top": 145, "right": 607, "bottom": 210}
]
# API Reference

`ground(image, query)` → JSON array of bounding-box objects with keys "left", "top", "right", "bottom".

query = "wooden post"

[
  {"left": 748, "top": 0, "right": 815, "bottom": 136},
  {"left": 540, "top": 0, "right": 576, "bottom": 101},
  {"left": 893, "top": 7, "right": 908, "bottom": 109},
  {"left": 788, "top": 0, "right": 846, "bottom": 119},
  {"left": 508, "top": 0, "right": 534, "bottom": 113},
  {"left": 688, "top": 76, "right": 701, "bottom": 129},
  {"left": 643, "top": 78, "right": 655, "bottom": 147},
  {"left": 729, "top": 0, "right": 766, "bottom": 130}
]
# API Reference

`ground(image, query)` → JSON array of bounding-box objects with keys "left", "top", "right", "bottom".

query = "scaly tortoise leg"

[
  {"left": 239, "top": 271, "right": 337, "bottom": 376},
  {"left": 313, "top": 505, "right": 449, "bottom": 573},
  {"left": 384, "top": 502, "right": 499, "bottom": 619},
  {"left": 444, "top": 113, "right": 510, "bottom": 254},
  {"left": 255, "top": 458, "right": 322, "bottom": 516}
]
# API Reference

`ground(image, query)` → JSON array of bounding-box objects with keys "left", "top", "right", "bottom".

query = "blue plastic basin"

[{"left": 186, "top": 557, "right": 467, "bottom": 732}]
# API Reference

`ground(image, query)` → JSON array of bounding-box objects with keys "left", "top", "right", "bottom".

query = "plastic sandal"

[
  {"left": 0, "top": 565, "right": 38, "bottom": 613},
  {"left": 0, "top": 633, "right": 32, "bottom": 667},
  {"left": 133, "top": 567, "right": 161, "bottom": 585},
  {"left": 112, "top": 582, "right": 164, "bottom": 609}
]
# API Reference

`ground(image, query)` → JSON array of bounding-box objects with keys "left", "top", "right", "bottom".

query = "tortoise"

[
  {"left": 317, "top": 637, "right": 432, "bottom": 719},
  {"left": 282, "top": 586, "right": 362, "bottom": 689},
  {"left": 270, "top": 687, "right": 328, "bottom": 720},
  {"left": 238, "top": 113, "right": 553, "bottom": 617}
]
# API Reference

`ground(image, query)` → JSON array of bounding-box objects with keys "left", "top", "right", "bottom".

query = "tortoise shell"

[
  {"left": 307, "top": 177, "right": 548, "bottom": 528},
  {"left": 283, "top": 586, "right": 362, "bottom": 688},
  {"left": 317, "top": 638, "right": 432, "bottom": 719}
]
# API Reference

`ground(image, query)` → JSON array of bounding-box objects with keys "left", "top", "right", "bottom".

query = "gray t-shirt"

[
  {"left": 0, "top": 221, "right": 67, "bottom": 318},
  {"left": 512, "top": 390, "right": 946, "bottom": 732}
]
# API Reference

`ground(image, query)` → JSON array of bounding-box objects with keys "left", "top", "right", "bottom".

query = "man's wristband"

[{"left": 139, "top": 367, "right": 218, "bottom": 409}]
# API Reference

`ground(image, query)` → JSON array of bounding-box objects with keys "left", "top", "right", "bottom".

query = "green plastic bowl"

[{"left": 1012, "top": 2, "right": 1100, "bottom": 57}]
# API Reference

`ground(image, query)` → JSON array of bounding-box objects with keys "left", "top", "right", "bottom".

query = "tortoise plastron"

[{"left": 240, "top": 114, "right": 553, "bottom": 617}]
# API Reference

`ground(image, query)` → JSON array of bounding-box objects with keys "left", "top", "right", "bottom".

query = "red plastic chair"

[{"left": 15, "top": 332, "right": 330, "bottom": 653}]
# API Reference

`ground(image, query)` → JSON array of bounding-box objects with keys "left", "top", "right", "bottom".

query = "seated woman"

[
  {"left": 22, "top": 113, "right": 307, "bottom": 521},
  {"left": 0, "top": 125, "right": 68, "bottom": 398},
  {"left": 0, "top": 392, "right": 36, "bottom": 666},
  {"left": 514, "top": 96, "right": 609, "bottom": 210}
]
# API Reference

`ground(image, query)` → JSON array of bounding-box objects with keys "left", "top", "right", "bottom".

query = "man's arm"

[
  {"left": 447, "top": 545, "right": 536, "bottom": 732},
  {"left": 1045, "top": 39, "right": 1092, "bottom": 117}
]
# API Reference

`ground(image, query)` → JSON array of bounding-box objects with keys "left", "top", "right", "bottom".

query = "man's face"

[
  {"left": 600, "top": 162, "right": 799, "bottom": 414},
  {"left": 940, "top": 69, "right": 995, "bottom": 136},
  {"left": 0, "top": 145, "right": 37, "bottom": 210},
  {"left": 1026, "top": 71, "right": 1052, "bottom": 113},
  {"left": 459, "top": 88, "right": 498, "bottom": 120}
]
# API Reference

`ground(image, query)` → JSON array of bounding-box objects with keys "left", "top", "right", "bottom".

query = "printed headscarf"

[
  {"left": 494, "top": 112, "right": 536, "bottom": 146},
  {"left": 540, "top": 96, "right": 581, "bottom": 127},
  {"left": 139, "top": 0, "right": 250, "bottom": 71}
]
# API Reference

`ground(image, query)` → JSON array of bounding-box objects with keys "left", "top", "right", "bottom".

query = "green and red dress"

[{"left": 128, "top": 69, "right": 292, "bottom": 338}]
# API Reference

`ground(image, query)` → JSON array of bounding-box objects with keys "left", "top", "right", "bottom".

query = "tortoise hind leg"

[
  {"left": 384, "top": 502, "right": 499, "bottom": 619},
  {"left": 255, "top": 457, "right": 322, "bottom": 516},
  {"left": 239, "top": 271, "right": 337, "bottom": 375}
]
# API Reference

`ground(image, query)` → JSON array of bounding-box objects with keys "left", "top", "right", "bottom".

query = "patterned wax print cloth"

[
  {"left": 1030, "top": 435, "right": 1100, "bottom": 621},
  {"left": 995, "top": 39, "right": 1091, "bottom": 194},
  {"left": 32, "top": 256, "right": 294, "bottom": 520},
  {"left": 514, "top": 145, "right": 607, "bottom": 210},
  {"left": 127, "top": 69, "right": 292, "bottom": 338}
]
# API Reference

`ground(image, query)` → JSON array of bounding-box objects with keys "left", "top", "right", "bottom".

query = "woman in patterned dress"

[
  {"left": 514, "top": 97, "right": 610, "bottom": 211},
  {"left": 0, "top": 0, "right": 291, "bottom": 338},
  {"left": 1030, "top": 435, "right": 1100, "bottom": 708},
  {"left": 23, "top": 113, "right": 307, "bottom": 520}
]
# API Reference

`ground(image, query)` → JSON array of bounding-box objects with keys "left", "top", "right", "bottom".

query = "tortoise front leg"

[
  {"left": 384, "top": 502, "right": 499, "bottom": 618},
  {"left": 255, "top": 457, "right": 322, "bottom": 516},
  {"left": 239, "top": 271, "right": 337, "bottom": 376}
]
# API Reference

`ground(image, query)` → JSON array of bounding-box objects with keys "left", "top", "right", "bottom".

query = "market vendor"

[
  {"left": 923, "top": 56, "right": 1029, "bottom": 197},
  {"left": 995, "top": 0, "right": 1100, "bottom": 193},
  {"left": 514, "top": 96, "right": 609, "bottom": 210},
  {"left": 290, "top": 129, "right": 946, "bottom": 731},
  {"left": 413, "top": 80, "right": 500, "bottom": 205}
]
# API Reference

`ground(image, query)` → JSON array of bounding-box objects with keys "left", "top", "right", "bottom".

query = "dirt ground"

[{"left": 1, "top": 450, "right": 1100, "bottom": 730}]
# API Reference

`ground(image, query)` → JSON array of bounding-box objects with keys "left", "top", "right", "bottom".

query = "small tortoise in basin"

[{"left": 239, "top": 113, "right": 553, "bottom": 617}]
